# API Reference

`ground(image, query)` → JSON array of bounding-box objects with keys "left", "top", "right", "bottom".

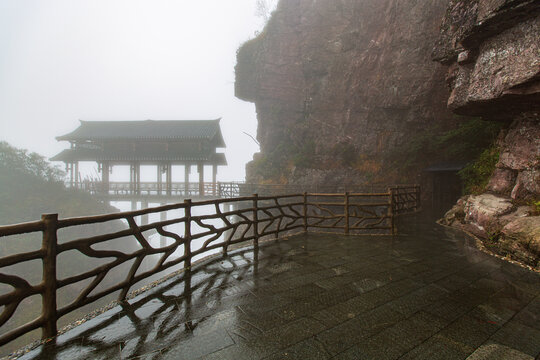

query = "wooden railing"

[
  {"left": 390, "top": 185, "right": 421, "bottom": 215},
  {"left": 216, "top": 182, "right": 390, "bottom": 198},
  {"left": 72, "top": 181, "right": 393, "bottom": 198},
  {"left": 76, "top": 181, "right": 212, "bottom": 197},
  {"left": 0, "top": 186, "right": 420, "bottom": 350}
]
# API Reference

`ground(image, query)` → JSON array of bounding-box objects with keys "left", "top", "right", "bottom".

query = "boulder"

[
  {"left": 499, "top": 115, "right": 540, "bottom": 171},
  {"left": 441, "top": 195, "right": 469, "bottom": 226},
  {"left": 499, "top": 206, "right": 532, "bottom": 226},
  {"left": 486, "top": 168, "right": 516, "bottom": 194},
  {"left": 501, "top": 216, "right": 540, "bottom": 256},
  {"left": 463, "top": 194, "right": 514, "bottom": 234},
  {"left": 510, "top": 168, "right": 540, "bottom": 200}
]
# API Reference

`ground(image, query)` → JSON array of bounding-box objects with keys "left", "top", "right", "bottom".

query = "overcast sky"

[{"left": 0, "top": 0, "right": 270, "bottom": 181}]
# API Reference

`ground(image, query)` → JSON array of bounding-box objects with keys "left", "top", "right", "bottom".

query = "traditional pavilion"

[{"left": 51, "top": 119, "right": 227, "bottom": 197}]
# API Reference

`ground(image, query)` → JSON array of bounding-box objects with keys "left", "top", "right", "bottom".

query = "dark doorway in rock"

[{"left": 424, "top": 162, "right": 466, "bottom": 217}]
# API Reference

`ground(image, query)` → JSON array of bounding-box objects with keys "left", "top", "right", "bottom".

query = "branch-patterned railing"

[
  {"left": 390, "top": 185, "right": 421, "bottom": 215},
  {"left": 0, "top": 186, "right": 420, "bottom": 351}
]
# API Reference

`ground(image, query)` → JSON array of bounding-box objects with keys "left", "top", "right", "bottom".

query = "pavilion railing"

[
  {"left": 0, "top": 185, "right": 420, "bottom": 351},
  {"left": 72, "top": 181, "right": 394, "bottom": 198}
]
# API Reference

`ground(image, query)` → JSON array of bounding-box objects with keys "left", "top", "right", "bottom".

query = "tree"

[
  {"left": 255, "top": 0, "right": 278, "bottom": 22},
  {"left": 0, "top": 141, "right": 64, "bottom": 182}
]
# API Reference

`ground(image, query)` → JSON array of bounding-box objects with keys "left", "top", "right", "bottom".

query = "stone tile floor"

[{"left": 18, "top": 218, "right": 540, "bottom": 359}]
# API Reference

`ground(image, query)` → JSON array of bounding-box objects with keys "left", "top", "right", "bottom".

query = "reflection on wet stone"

[{"left": 18, "top": 219, "right": 540, "bottom": 360}]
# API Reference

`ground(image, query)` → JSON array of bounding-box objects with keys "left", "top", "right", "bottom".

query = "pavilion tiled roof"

[{"left": 56, "top": 119, "right": 225, "bottom": 146}]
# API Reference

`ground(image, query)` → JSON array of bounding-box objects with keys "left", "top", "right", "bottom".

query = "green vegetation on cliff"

[
  {"left": 387, "top": 117, "right": 504, "bottom": 184},
  {"left": 251, "top": 117, "right": 505, "bottom": 186},
  {"left": 390, "top": 118, "right": 502, "bottom": 170},
  {"left": 250, "top": 138, "right": 317, "bottom": 182},
  {"left": 458, "top": 146, "right": 500, "bottom": 194}
]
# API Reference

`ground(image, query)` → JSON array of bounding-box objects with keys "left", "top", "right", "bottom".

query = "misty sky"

[{"left": 0, "top": 0, "right": 270, "bottom": 181}]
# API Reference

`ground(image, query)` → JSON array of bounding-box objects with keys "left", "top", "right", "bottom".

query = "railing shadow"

[{"left": 28, "top": 243, "right": 282, "bottom": 359}]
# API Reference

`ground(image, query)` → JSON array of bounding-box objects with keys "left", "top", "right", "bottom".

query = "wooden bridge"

[
  {"left": 74, "top": 180, "right": 226, "bottom": 200},
  {"left": 70, "top": 180, "right": 414, "bottom": 200}
]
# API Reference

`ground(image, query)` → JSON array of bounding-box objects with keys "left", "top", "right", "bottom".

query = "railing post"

[
  {"left": 344, "top": 192, "right": 350, "bottom": 235},
  {"left": 252, "top": 194, "right": 259, "bottom": 248},
  {"left": 303, "top": 192, "right": 308, "bottom": 233},
  {"left": 41, "top": 214, "right": 58, "bottom": 340},
  {"left": 388, "top": 189, "right": 395, "bottom": 235},
  {"left": 184, "top": 199, "right": 192, "bottom": 269},
  {"left": 416, "top": 185, "right": 421, "bottom": 211}
]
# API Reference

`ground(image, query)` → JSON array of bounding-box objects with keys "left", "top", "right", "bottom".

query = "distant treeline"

[{"left": 0, "top": 141, "right": 118, "bottom": 225}]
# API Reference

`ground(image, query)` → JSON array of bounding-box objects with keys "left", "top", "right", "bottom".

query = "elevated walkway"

[
  {"left": 71, "top": 181, "right": 395, "bottom": 200},
  {"left": 17, "top": 219, "right": 540, "bottom": 359}
]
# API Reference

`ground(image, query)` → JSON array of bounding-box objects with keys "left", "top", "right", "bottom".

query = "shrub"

[
  {"left": 458, "top": 146, "right": 499, "bottom": 194},
  {"left": 387, "top": 117, "right": 504, "bottom": 173}
]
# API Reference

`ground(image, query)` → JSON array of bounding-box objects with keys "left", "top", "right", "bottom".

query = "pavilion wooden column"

[
  {"left": 166, "top": 163, "right": 172, "bottom": 196},
  {"left": 135, "top": 163, "right": 141, "bottom": 195},
  {"left": 157, "top": 164, "right": 162, "bottom": 195},
  {"left": 130, "top": 163, "right": 135, "bottom": 194},
  {"left": 101, "top": 162, "right": 110, "bottom": 194},
  {"left": 184, "top": 165, "right": 190, "bottom": 196},
  {"left": 198, "top": 163, "right": 204, "bottom": 197},
  {"left": 74, "top": 161, "right": 79, "bottom": 188},
  {"left": 212, "top": 164, "right": 217, "bottom": 196},
  {"left": 129, "top": 162, "right": 141, "bottom": 195},
  {"left": 68, "top": 163, "right": 74, "bottom": 188},
  {"left": 129, "top": 163, "right": 137, "bottom": 195}
]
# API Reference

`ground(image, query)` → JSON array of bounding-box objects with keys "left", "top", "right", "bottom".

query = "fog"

[{"left": 0, "top": 0, "right": 269, "bottom": 181}]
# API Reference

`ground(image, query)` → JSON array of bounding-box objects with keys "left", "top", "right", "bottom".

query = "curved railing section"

[{"left": 0, "top": 186, "right": 419, "bottom": 351}]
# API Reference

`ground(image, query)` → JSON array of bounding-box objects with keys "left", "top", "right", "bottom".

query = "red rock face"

[
  {"left": 434, "top": 0, "right": 540, "bottom": 201},
  {"left": 437, "top": 0, "right": 539, "bottom": 267},
  {"left": 487, "top": 168, "right": 516, "bottom": 195},
  {"left": 235, "top": 0, "right": 454, "bottom": 183}
]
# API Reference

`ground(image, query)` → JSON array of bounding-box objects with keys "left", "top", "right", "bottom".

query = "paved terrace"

[{"left": 18, "top": 219, "right": 540, "bottom": 360}]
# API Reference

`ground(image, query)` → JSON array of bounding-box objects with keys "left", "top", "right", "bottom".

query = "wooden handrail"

[{"left": 0, "top": 185, "right": 420, "bottom": 351}]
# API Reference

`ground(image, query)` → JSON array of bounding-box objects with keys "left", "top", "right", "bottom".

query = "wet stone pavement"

[{"left": 18, "top": 218, "right": 540, "bottom": 360}]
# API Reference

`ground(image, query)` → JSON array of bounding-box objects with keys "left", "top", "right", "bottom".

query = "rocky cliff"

[
  {"left": 234, "top": 0, "right": 539, "bottom": 266},
  {"left": 435, "top": 0, "right": 540, "bottom": 268},
  {"left": 236, "top": 0, "right": 455, "bottom": 185}
]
